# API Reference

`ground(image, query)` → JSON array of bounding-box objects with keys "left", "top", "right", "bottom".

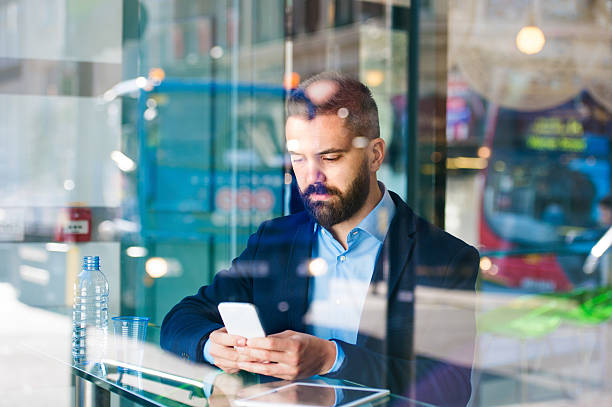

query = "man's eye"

[
  {"left": 322, "top": 155, "right": 340, "bottom": 161},
  {"left": 291, "top": 156, "right": 304, "bottom": 163}
]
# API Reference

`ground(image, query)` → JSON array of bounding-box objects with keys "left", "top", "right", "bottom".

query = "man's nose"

[{"left": 305, "top": 161, "right": 326, "bottom": 185}]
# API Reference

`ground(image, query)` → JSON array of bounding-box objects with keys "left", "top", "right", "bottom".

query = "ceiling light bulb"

[{"left": 516, "top": 25, "right": 546, "bottom": 55}]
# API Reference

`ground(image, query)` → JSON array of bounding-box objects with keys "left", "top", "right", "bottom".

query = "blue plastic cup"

[
  {"left": 111, "top": 316, "right": 149, "bottom": 374},
  {"left": 112, "top": 316, "right": 149, "bottom": 342}
]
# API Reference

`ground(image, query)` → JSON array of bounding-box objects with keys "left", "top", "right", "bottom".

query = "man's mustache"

[{"left": 303, "top": 183, "right": 340, "bottom": 198}]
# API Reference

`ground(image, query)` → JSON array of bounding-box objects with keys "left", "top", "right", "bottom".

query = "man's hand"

[
  {"left": 235, "top": 330, "right": 337, "bottom": 380},
  {"left": 208, "top": 327, "right": 255, "bottom": 374}
]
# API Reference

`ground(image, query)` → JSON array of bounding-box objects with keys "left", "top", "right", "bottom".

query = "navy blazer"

[{"left": 161, "top": 191, "right": 479, "bottom": 406}]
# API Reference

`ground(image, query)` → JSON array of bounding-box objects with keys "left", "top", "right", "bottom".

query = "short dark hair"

[
  {"left": 286, "top": 72, "right": 380, "bottom": 140},
  {"left": 600, "top": 195, "right": 612, "bottom": 210}
]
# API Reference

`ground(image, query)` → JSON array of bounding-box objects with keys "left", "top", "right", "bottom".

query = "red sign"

[{"left": 55, "top": 207, "right": 92, "bottom": 242}]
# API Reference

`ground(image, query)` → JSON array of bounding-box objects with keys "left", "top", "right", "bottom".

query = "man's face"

[
  {"left": 286, "top": 114, "right": 372, "bottom": 229},
  {"left": 599, "top": 205, "right": 612, "bottom": 226}
]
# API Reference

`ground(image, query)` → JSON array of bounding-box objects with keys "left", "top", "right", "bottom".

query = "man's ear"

[{"left": 368, "top": 137, "right": 385, "bottom": 172}]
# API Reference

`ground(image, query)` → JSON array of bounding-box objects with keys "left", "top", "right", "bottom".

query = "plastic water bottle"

[{"left": 72, "top": 256, "right": 109, "bottom": 371}]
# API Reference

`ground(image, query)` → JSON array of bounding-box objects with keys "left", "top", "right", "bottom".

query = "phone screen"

[{"left": 218, "top": 302, "right": 266, "bottom": 338}]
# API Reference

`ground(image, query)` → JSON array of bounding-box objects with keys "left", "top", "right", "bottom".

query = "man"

[
  {"left": 161, "top": 73, "right": 479, "bottom": 406},
  {"left": 598, "top": 195, "right": 612, "bottom": 227}
]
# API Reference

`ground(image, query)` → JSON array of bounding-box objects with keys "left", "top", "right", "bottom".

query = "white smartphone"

[{"left": 218, "top": 302, "right": 266, "bottom": 339}]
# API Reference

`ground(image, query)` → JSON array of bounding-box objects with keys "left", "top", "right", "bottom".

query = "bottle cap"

[{"left": 83, "top": 256, "right": 100, "bottom": 270}]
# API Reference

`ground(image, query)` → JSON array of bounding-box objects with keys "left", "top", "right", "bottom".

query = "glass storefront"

[{"left": 1, "top": 1, "right": 611, "bottom": 405}]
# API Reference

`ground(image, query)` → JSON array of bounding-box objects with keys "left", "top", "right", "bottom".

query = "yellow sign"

[
  {"left": 530, "top": 117, "right": 583, "bottom": 137},
  {"left": 526, "top": 135, "right": 586, "bottom": 152},
  {"left": 526, "top": 117, "right": 586, "bottom": 152}
]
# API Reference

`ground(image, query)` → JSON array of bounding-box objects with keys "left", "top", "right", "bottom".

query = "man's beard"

[{"left": 299, "top": 159, "right": 370, "bottom": 230}]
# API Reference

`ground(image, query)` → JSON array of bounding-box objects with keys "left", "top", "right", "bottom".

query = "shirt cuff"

[
  {"left": 203, "top": 338, "right": 215, "bottom": 365},
  {"left": 327, "top": 340, "right": 345, "bottom": 374}
]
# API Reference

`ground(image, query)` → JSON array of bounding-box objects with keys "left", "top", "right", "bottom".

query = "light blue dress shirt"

[
  {"left": 308, "top": 184, "right": 395, "bottom": 372},
  {"left": 204, "top": 184, "right": 395, "bottom": 375}
]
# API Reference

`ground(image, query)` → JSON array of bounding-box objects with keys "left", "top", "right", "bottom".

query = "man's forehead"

[
  {"left": 285, "top": 115, "right": 349, "bottom": 138},
  {"left": 285, "top": 115, "right": 351, "bottom": 152},
  {"left": 285, "top": 115, "right": 311, "bottom": 134}
]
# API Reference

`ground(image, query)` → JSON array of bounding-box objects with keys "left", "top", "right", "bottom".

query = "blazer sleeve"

[
  {"left": 160, "top": 221, "right": 268, "bottom": 362},
  {"left": 325, "top": 245, "right": 479, "bottom": 407}
]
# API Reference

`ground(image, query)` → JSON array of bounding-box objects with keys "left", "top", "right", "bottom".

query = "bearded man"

[{"left": 161, "top": 72, "right": 479, "bottom": 406}]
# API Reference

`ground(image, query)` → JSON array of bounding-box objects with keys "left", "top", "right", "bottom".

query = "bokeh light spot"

[
  {"left": 127, "top": 246, "right": 148, "bottom": 258},
  {"left": 308, "top": 258, "right": 328, "bottom": 276},
  {"left": 210, "top": 46, "right": 224, "bottom": 59},
  {"left": 480, "top": 256, "right": 492, "bottom": 271},
  {"left": 146, "top": 257, "right": 168, "bottom": 278},
  {"left": 277, "top": 301, "right": 290, "bottom": 312},
  {"left": 516, "top": 26, "right": 546, "bottom": 55},
  {"left": 286, "top": 139, "right": 300, "bottom": 152},
  {"left": 352, "top": 137, "right": 369, "bottom": 149}
]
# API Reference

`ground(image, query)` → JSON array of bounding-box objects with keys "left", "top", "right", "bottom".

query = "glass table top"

[
  {"left": 27, "top": 328, "right": 428, "bottom": 407},
  {"left": 10, "top": 287, "right": 612, "bottom": 406}
]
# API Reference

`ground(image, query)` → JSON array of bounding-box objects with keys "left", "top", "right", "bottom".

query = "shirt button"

[{"left": 339, "top": 255, "right": 346, "bottom": 262}]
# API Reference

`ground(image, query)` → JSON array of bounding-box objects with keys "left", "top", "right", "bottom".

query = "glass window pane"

[{"left": 2, "top": 1, "right": 611, "bottom": 405}]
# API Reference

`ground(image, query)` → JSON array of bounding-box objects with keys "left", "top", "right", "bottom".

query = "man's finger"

[
  {"left": 268, "top": 330, "right": 295, "bottom": 338},
  {"left": 237, "top": 361, "right": 298, "bottom": 379},
  {"left": 210, "top": 343, "right": 262, "bottom": 364},
  {"left": 209, "top": 342, "right": 242, "bottom": 362},
  {"left": 214, "top": 359, "right": 240, "bottom": 373},
  {"left": 212, "top": 342, "right": 272, "bottom": 365},
  {"left": 213, "top": 354, "right": 263, "bottom": 370},
  {"left": 246, "top": 335, "right": 289, "bottom": 350},
  {"left": 238, "top": 347, "right": 298, "bottom": 365},
  {"left": 210, "top": 329, "right": 247, "bottom": 347},
  {"left": 212, "top": 354, "right": 240, "bottom": 369}
]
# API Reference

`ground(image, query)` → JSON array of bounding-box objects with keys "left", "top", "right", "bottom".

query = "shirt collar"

[
  {"left": 314, "top": 182, "right": 396, "bottom": 244},
  {"left": 354, "top": 182, "right": 395, "bottom": 243}
]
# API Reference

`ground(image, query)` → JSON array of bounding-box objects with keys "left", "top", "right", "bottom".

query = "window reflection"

[{"left": 0, "top": 0, "right": 610, "bottom": 406}]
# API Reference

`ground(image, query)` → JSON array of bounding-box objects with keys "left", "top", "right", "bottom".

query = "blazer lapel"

[
  {"left": 385, "top": 192, "right": 417, "bottom": 298},
  {"left": 357, "top": 192, "right": 417, "bottom": 347},
  {"left": 286, "top": 216, "right": 315, "bottom": 332}
]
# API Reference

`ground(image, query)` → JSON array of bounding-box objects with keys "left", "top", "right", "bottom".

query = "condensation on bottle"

[{"left": 72, "top": 255, "right": 109, "bottom": 369}]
